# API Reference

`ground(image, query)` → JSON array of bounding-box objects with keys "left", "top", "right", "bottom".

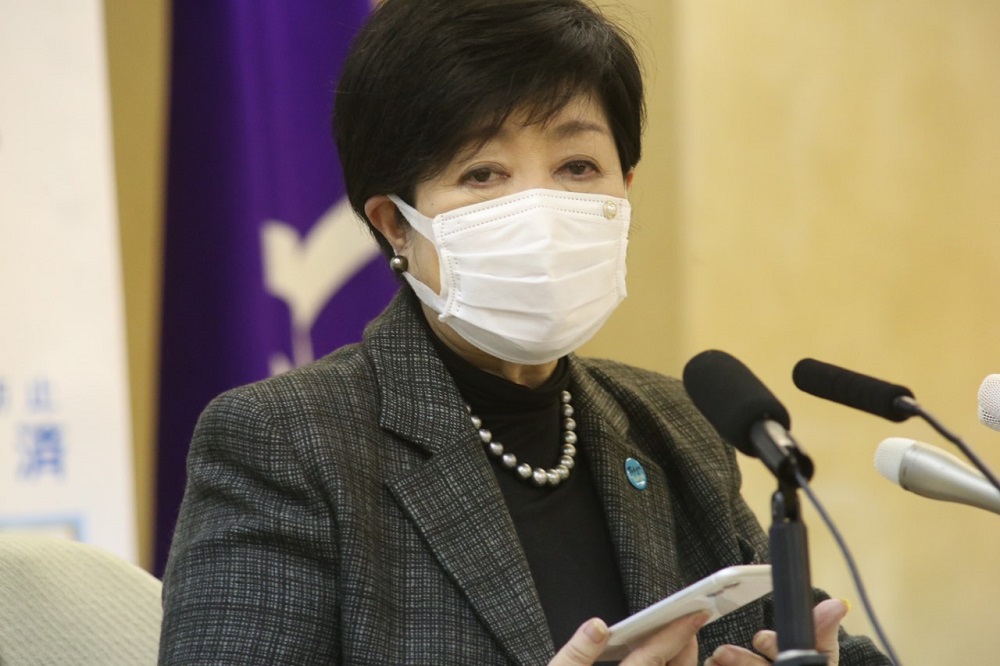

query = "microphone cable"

[
  {"left": 793, "top": 358, "right": 1000, "bottom": 497},
  {"left": 684, "top": 351, "right": 902, "bottom": 664},
  {"left": 903, "top": 399, "right": 1000, "bottom": 495},
  {"left": 793, "top": 469, "right": 903, "bottom": 666}
]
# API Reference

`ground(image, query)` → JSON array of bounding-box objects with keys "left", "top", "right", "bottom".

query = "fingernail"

[
  {"left": 752, "top": 631, "right": 775, "bottom": 652},
  {"left": 692, "top": 611, "right": 712, "bottom": 628},
  {"left": 584, "top": 618, "right": 609, "bottom": 643},
  {"left": 839, "top": 598, "right": 852, "bottom": 615},
  {"left": 710, "top": 645, "right": 735, "bottom": 665}
]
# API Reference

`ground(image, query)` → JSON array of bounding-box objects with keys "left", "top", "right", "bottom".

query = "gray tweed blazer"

[{"left": 159, "top": 290, "right": 887, "bottom": 665}]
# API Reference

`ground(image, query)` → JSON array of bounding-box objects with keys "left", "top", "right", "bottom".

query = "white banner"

[{"left": 0, "top": 1, "right": 136, "bottom": 561}]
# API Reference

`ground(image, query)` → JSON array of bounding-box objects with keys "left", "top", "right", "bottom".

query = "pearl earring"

[{"left": 389, "top": 255, "right": 408, "bottom": 273}]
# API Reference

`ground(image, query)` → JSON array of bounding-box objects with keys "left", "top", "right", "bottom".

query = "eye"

[
  {"left": 460, "top": 165, "right": 507, "bottom": 186},
  {"left": 560, "top": 159, "right": 600, "bottom": 178}
]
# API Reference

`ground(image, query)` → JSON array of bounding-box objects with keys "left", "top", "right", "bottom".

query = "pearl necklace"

[{"left": 468, "top": 389, "right": 577, "bottom": 488}]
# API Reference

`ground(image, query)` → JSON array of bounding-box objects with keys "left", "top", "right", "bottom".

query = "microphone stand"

[
  {"left": 749, "top": 422, "right": 827, "bottom": 666},
  {"left": 770, "top": 479, "right": 826, "bottom": 665}
]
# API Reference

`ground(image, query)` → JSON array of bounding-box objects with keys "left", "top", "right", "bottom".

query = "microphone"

[
  {"left": 875, "top": 437, "right": 1000, "bottom": 516},
  {"left": 683, "top": 350, "right": 813, "bottom": 482},
  {"left": 686, "top": 352, "right": 905, "bottom": 664},
  {"left": 793, "top": 357, "right": 1000, "bottom": 498},
  {"left": 685, "top": 350, "right": 831, "bottom": 661},
  {"left": 978, "top": 374, "right": 1000, "bottom": 432},
  {"left": 791, "top": 358, "right": 917, "bottom": 422}
]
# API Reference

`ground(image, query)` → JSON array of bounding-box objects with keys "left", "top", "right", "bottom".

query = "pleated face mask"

[{"left": 388, "top": 188, "right": 630, "bottom": 364}]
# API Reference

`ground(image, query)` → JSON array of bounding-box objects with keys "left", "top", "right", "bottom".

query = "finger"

[
  {"left": 549, "top": 618, "right": 610, "bottom": 666},
  {"left": 704, "top": 644, "right": 770, "bottom": 666},
  {"left": 750, "top": 598, "right": 849, "bottom": 662},
  {"left": 621, "top": 611, "right": 709, "bottom": 666},
  {"left": 814, "top": 599, "right": 849, "bottom": 639},
  {"left": 666, "top": 635, "right": 698, "bottom": 666},
  {"left": 813, "top": 598, "right": 849, "bottom": 657},
  {"left": 750, "top": 630, "right": 777, "bottom": 661}
]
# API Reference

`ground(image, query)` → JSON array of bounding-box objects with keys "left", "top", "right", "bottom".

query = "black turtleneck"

[{"left": 426, "top": 326, "right": 630, "bottom": 651}]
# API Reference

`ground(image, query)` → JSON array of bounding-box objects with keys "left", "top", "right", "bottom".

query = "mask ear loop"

[
  {"left": 386, "top": 194, "right": 435, "bottom": 242},
  {"left": 389, "top": 202, "right": 410, "bottom": 275},
  {"left": 383, "top": 196, "right": 421, "bottom": 275},
  {"left": 385, "top": 195, "right": 450, "bottom": 316}
]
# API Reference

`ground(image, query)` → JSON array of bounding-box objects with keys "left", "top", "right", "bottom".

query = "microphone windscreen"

[
  {"left": 683, "top": 350, "right": 791, "bottom": 457},
  {"left": 978, "top": 375, "right": 1000, "bottom": 432},
  {"left": 873, "top": 437, "right": 913, "bottom": 485},
  {"left": 792, "top": 358, "right": 914, "bottom": 422}
]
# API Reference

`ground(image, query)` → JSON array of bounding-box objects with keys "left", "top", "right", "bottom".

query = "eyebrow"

[
  {"left": 550, "top": 119, "right": 611, "bottom": 140},
  {"left": 452, "top": 118, "right": 612, "bottom": 167},
  {"left": 468, "top": 118, "right": 609, "bottom": 144}
]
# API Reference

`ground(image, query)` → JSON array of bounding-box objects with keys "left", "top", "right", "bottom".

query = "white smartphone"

[{"left": 597, "top": 564, "right": 772, "bottom": 662}]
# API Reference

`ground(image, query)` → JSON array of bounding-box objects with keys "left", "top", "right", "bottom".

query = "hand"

[
  {"left": 703, "top": 598, "right": 849, "bottom": 666},
  {"left": 548, "top": 611, "right": 710, "bottom": 666}
]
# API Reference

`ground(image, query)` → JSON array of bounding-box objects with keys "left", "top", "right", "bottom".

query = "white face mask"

[{"left": 388, "top": 188, "right": 630, "bottom": 365}]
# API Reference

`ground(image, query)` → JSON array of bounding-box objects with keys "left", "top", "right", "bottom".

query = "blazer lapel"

[
  {"left": 386, "top": 442, "right": 554, "bottom": 665},
  {"left": 367, "top": 294, "right": 553, "bottom": 665},
  {"left": 570, "top": 363, "right": 685, "bottom": 614}
]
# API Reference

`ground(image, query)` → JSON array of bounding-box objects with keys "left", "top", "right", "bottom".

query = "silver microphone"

[
  {"left": 978, "top": 374, "right": 1000, "bottom": 432},
  {"left": 874, "top": 437, "right": 1000, "bottom": 515}
]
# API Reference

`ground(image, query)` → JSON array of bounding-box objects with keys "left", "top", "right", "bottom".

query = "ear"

[
  {"left": 624, "top": 168, "right": 635, "bottom": 191},
  {"left": 364, "top": 194, "right": 408, "bottom": 252}
]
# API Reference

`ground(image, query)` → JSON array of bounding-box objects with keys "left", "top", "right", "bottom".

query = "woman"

[{"left": 159, "top": 1, "right": 889, "bottom": 664}]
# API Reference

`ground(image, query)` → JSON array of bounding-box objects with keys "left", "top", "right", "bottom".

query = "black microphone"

[
  {"left": 793, "top": 357, "right": 1000, "bottom": 500},
  {"left": 685, "top": 350, "right": 833, "bottom": 663},
  {"left": 683, "top": 350, "right": 813, "bottom": 482},
  {"left": 687, "top": 353, "right": 904, "bottom": 664},
  {"left": 792, "top": 358, "right": 917, "bottom": 423}
]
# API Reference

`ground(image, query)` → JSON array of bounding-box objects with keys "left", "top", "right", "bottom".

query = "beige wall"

[
  {"left": 586, "top": 1, "right": 1000, "bottom": 663},
  {"left": 108, "top": 1, "right": 999, "bottom": 662}
]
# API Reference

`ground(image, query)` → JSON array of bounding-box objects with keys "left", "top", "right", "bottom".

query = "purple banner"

[{"left": 156, "top": 0, "right": 397, "bottom": 575}]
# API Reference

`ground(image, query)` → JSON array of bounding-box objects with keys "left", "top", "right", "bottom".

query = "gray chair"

[{"left": 0, "top": 535, "right": 162, "bottom": 665}]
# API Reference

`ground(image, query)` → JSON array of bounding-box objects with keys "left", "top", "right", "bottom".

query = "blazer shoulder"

[
  {"left": 573, "top": 356, "right": 691, "bottom": 411},
  {"left": 198, "top": 340, "right": 381, "bottom": 432},
  {"left": 571, "top": 355, "right": 737, "bottom": 476}
]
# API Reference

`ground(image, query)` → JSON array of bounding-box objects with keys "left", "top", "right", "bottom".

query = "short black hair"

[{"left": 333, "top": 0, "right": 645, "bottom": 257}]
